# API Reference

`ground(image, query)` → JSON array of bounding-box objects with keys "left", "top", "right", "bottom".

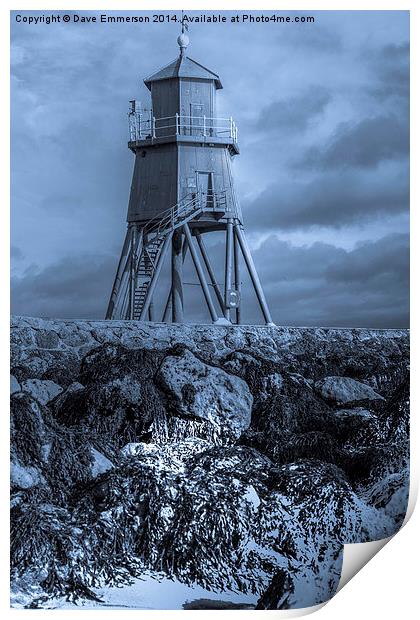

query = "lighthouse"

[{"left": 106, "top": 26, "right": 273, "bottom": 325}]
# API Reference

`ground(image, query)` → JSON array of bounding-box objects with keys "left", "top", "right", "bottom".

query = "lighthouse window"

[{"left": 187, "top": 177, "right": 196, "bottom": 188}]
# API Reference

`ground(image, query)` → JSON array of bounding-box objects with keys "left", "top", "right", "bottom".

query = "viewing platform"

[{"left": 128, "top": 111, "right": 239, "bottom": 155}]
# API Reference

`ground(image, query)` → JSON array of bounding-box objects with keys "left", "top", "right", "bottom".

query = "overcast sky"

[{"left": 11, "top": 10, "right": 409, "bottom": 327}]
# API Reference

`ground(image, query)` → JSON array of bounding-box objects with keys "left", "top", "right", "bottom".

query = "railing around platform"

[{"left": 128, "top": 112, "right": 238, "bottom": 143}]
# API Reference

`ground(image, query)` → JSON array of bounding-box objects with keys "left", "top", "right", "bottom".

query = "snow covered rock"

[
  {"left": 157, "top": 349, "right": 253, "bottom": 438},
  {"left": 120, "top": 442, "right": 157, "bottom": 458},
  {"left": 20, "top": 379, "right": 63, "bottom": 405},
  {"left": 361, "top": 471, "right": 409, "bottom": 527},
  {"left": 10, "top": 375, "right": 21, "bottom": 394},
  {"left": 90, "top": 448, "right": 114, "bottom": 478},
  {"left": 11, "top": 461, "right": 46, "bottom": 489},
  {"left": 120, "top": 438, "right": 211, "bottom": 471},
  {"left": 315, "top": 376, "right": 385, "bottom": 405}
]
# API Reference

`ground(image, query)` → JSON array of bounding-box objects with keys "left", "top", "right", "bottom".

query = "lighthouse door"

[
  {"left": 190, "top": 103, "right": 204, "bottom": 136},
  {"left": 197, "top": 172, "right": 214, "bottom": 210}
]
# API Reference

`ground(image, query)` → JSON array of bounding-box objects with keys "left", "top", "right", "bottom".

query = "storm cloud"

[
  {"left": 367, "top": 42, "right": 409, "bottom": 102},
  {"left": 250, "top": 233, "right": 409, "bottom": 328},
  {"left": 300, "top": 115, "right": 409, "bottom": 170},
  {"left": 11, "top": 233, "right": 409, "bottom": 328},
  {"left": 255, "top": 87, "right": 332, "bottom": 135},
  {"left": 11, "top": 254, "right": 117, "bottom": 319},
  {"left": 243, "top": 163, "right": 408, "bottom": 231}
]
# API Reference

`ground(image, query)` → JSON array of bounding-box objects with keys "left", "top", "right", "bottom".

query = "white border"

[{"left": 2, "top": 2, "right": 417, "bottom": 619}]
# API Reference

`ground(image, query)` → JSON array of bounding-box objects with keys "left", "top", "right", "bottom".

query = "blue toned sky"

[{"left": 10, "top": 10, "right": 409, "bottom": 327}]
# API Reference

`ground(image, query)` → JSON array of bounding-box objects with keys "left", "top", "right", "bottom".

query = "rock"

[
  {"left": 11, "top": 461, "right": 46, "bottom": 489},
  {"left": 20, "top": 379, "right": 63, "bottom": 405},
  {"left": 79, "top": 343, "right": 165, "bottom": 386},
  {"left": 50, "top": 382, "right": 87, "bottom": 426},
  {"left": 243, "top": 484, "right": 261, "bottom": 510},
  {"left": 10, "top": 317, "right": 409, "bottom": 391},
  {"left": 11, "top": 351, "right": 51, "bottom": 381},
  {"left": 75, "top": 446, "right": 394, "bottom": 608},
  {"left": 10, "top": 393, "right": 48, "bottom": 467},
  {"left": 9, "top": 317, "right": 410, "bottom": 609},
  {"left": 50, "top": 381, "right": 85, "bottom": 409},
  {"left": 224, "top": 330, "right": 248, "bottom": 350},
  {"left": 332, "top": 407, "right": 381, "bottom": 452},
  {"left": 53, "top": 345, "right": 167, "bottom": 445},
  {"left": 222, "top": 351, "right": 258, "bottom": 374},
  {"left": 79, "top": 375, "right": 156, "bottom": 440},
  {"left": 120, "top": 438, "right": 210, "bottom": 469},
  {"left": 334, "top": 407, "right": 376, "bottom": 420},
  {"left": 10, "top": 390, "right": 94, "bottom": 505},
  {"left": 40, "top": 350, "right": 81, "bottom": 387},
  {"left": 315, "top": 376, "right": 385, "bottom": 405},
  {"left": 255, "top": 569, "right": 294, "bottom": 609},
  {"left": 120, "top": 442, "right": 159, "bottom": 459},
  {"left": 182, "top": 599, "right": 254, "bottom": 610},
  {"left": 247, "top": 370, "right": 338, "bottom": 438},
  {"left": 90, "top": 448, "right": 114, "bottom": 478},
  {"left": 10, "top": 375, "right": 21, "bottom": 394},
  {"left": 34, "top": 328, "right": 61, "bottom": 349},
  {"left": 157, "top": 349, "right": 253, "bottom": 438},
  {"left": 362, "top": 471, "right": 409, "bottom": 527},
  {"left": 381, "top": 376, "right": 409, "bottom": 443},
  {"left": 260, "top": 372, "right": 284, "bottom": 401}
]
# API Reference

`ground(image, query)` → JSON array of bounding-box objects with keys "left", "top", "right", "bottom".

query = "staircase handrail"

[{"left": 143, "top": 190, "right": 228, "bottom": 241}]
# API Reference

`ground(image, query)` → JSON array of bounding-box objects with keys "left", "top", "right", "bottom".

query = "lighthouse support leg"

[
  {"left": 106, "top": 227, "right": 131, "bottom": 319},
  {"left": 234, "top": 231, "right": 241, "bottom": 324},
  {"left": 142, "top": 231, "right": 156, "bottom": 322},
  {"left": 195, "top": 232, "right": 225, "bottom": 314},
  {"left": 171, "top": 229, "right": 184, "bottom": 323},
  {"left": 224, "top": 219, "right": 234, "bottom": 321},
  {"left": 183, "top": 224, "right": 218, "bottom": 323},
  {"left": 163, "top": 237, "right": 187, "bottom": 322},
  {"left": 139, "top": 232, "right": 173, "bottom": 321},
  {"left": 162, "top": 283, "right": 172, "bottom": 323},
  {"left": 127, "top": 226, "right": 138, "bottom": 320},
  {"left": 234, "top": 224, "right": 274, "bottom": 326}
]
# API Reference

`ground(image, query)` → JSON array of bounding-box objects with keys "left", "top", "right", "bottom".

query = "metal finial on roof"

[{"left": 177, "top": 11, "right": 189, "bottom": 57}]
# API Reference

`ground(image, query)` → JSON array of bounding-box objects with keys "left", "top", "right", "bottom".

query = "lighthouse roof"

[{"left": 144, "top": 55, "right": 223, "bottom": 90}]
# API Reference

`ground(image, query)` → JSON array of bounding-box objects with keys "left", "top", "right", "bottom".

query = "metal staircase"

[
  {"left": 130, "top": 190, "right": 227, "bottom": 319},
  {"left": 132, "top": 236, "right": 167, "bottom": 319}
]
